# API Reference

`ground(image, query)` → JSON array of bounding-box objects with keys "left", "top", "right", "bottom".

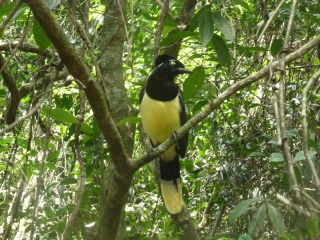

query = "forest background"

[{"left": 0, "top": 0, "right": 320, "bottom": 239}]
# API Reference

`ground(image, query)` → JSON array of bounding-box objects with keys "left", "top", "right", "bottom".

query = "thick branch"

[
  {"left": 0, "top": 41, "right": 53, "bottom": 57},
  {"left": 131, "top": 34, "right": 320, "bottom": 170}
]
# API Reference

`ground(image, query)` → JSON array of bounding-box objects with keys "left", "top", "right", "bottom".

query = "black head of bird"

[{"left": 154, "top": 54, "right": 193, "bottom": 78}]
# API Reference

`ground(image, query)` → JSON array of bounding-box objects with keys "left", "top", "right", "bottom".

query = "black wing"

[
  {"left": 177, "top": 89, "right": 188, "bottom": 158},
  {"left": 139, "top": 87, "right": 145, "bottom": 104}
]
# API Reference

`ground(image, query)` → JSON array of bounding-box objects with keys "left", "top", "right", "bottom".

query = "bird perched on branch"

[{"left": 139, "top": 54, "right": 192, "bottom": 214}]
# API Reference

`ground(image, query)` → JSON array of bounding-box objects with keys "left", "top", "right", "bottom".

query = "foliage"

[{"left": 0, "top": 0, "right": 320, "bottom": 239}]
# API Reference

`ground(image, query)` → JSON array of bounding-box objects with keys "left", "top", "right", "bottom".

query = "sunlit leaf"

[
  {"left": 45, "top": 108, "right": 77, "bottom": 124},
  {"left": 267, "top": 202, "right": 286, "bottom": 235},
  {"left": 198, "top": 11, "right": 214, "bottom": 46},
  {"left": 47, "top": 150, "right": 61, "bottom": 162},
  {"left": 294, "top": 150, "right": 317, "bottom": 161},
  {"left": 269, "top": 152, "right": 284, "bottom": 162},
  {"left": 212, "top": 12, "right": 235, "bottom": 42},
  {"left": 248, "top": 203, "right": 266, "bottom": 236}
]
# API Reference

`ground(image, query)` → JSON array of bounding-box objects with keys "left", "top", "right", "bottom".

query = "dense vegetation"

[{"left": 0, "top": 0, "right": 319, "bottom": 239}]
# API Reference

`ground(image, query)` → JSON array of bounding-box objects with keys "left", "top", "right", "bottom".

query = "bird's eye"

[{"left": 170, "top": 61, "right": 176, "bottom": 65}]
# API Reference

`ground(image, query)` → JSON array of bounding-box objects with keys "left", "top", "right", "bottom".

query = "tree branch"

[
  {"left": 131, "top": 34, "right": 320, "bottom": 170},
  {"left": 301, "top": 69, "right": 320, "bottom": 192},
  {"left": 24, "top": 0, "right": 132, "bottom": 172}
]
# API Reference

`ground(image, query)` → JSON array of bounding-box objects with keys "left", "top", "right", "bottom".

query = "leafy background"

[{"left": 0, "top": 0, "right": 320, "bottom": 239}]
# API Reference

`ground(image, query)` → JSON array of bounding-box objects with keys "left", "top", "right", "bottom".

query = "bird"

[{"left": 139, "top": 54, "right": 192, "bottom": 214}]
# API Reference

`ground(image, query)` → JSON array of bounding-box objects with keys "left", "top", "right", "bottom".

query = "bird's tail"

[{"left": 160, "top": 155, "right": 183, "bottom": 214}]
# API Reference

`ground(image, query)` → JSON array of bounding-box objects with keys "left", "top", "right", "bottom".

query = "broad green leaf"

[
  {"left": 117, "top": 116, "right": 141, "bottom": 126},
  {"left": 212, "top": 12, "right": 235, "bottom": 42},
  {"left": 160, "top": 31, "right": 194, "bottom": 46},
  {"left": 271, "top": 39, "right": 283, "bottom": 56},
  {"left": 0, "top": 3, "right": 15, "bottom": 19},
  {"left": 183, "top": 66, "right": 205, "bottom": 101},
  {"left": 47, "top": 150, "right": 61, "bottom": 162},
  {"left": 189, "top": 5, "right": 211, "bottom": 32},
  {"left": 60, "top": 178, "right": 78, "bottom": 185},
  {"left": 248, "top": 203, "right": 266, "bottom": 236},
  {"left": 45, "top": 108, "right": 77, "bottom": 124},
  {"left": 229, "top": 197, "right": 260, "bottom": 223},
  {"left": 211, "top": 34, "right": 231, "bottom": 67},
  {"left": 287, "top": 129, "right": 299, "bottom": 138},
  {"left": 33, "top": 20, "right": 51, "bottom": 51},
  {"left": 198, "top": 11, "right": 214, "bottom": 46},
  {"left": 12, "top": 5, "right": 28, "bottom": 20},
  {"left": 294, "top": 150, "right": 317, "bottom": 161},
  {"left": 267, "top": 202, "right": 286, "bottom": 235},
  {"left": 81, "top": 122, "right": 93, "bottom": 134},
  {"left": 45, "top": 0, "right": 61, "bottom": 9},
  {"left": 269, "top": 152, "right": 284, "bottom": 162}
]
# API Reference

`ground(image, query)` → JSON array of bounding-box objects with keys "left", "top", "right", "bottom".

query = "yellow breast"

[{"left": 140, "top": 93, "right": 181, "bottom": 145}]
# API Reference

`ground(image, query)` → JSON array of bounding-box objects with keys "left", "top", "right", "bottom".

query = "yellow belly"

[{"left": 140, "top": 93, "right": 181, "bottom": 160}]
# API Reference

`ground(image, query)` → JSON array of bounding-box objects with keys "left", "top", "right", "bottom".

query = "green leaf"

[
  {"left": 269, "top": 152, "right": 284, "bottom": 162},
  {"left": 229, "top": 197, "right": 260, "bottom": 223},
  {"left": 212, "top": 12, "right": 235, "bottom": 42},
  {"left": 294, "top": 150, "right": 317, "bottom": 161},
  {"left": 160, "top": 31, "right": 194, "bottom": 46},
  {"left": 198, "top": 11, "right": 214, "bottom": 46},
  {"left": 189, "top": 5, "right": 211, "bottom": 32},
  {"left": 45, "top": 0, "right": 61, "bottom": 9},
  {"left": 47, "top": 150, "right": 61, "bottom": 162},
  {"left": 183, "top": 66, "right": 205, "bottom": 101},
  {"left": 267, "top": 202, "right": 286, "bottom": 235},
  {"left": 211, "top": 34, "right": 231, "bottom": 67},
  {"left": 81, "top": 122, "right": 93, "bottom": 134},
  {"left": 117, "top": 116, "right": 141, "bottom": 126},
  {"left": 270, "top": 39, "right": 283, "bottom": 56},
  {"left": 33, "top": 20, "right": 51, "bottom": 51},
  {"left": 60, "top": 178, "right": 78, "bottom": 185},
  {"left": 248, "top": 203, "right": 266, "bottom": 236},
  {"left": 45, "top": 108, "right": 77, "bottom": 124},
  {"left": 287, "top": 129, "right": 299, "bottom": 138}
]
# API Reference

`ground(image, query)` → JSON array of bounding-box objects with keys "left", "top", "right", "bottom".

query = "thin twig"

[
  {"left": 0, "top": 21, "right": 32, "bottom": 74},
  {"left": 153, "top": 0, "right": 169, "bottom": 61},
  {"left": 0, "top": 81, "right": 52, "bottom": 136},
  {"left": 63, "top": 87, "right": 87, "bottom": 240},
  {"left": 277, "top": 0, "right": 300, "bottom": 197},
  {"left": 0, "top": 0, "right": 23, "bottom": 34},
  {"left": 257, "top": 0, "right": 286, "bottom": 43},
  {"left": 277, "top": 193, "right": 310, "bottom": 217},
  {"left": 301, "top": 68, "right": 320, "bottom": 192}
]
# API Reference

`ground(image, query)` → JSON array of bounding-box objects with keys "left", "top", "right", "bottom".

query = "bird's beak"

[{"left": 176, "top": 68, "right": 193, "bottom": 74}]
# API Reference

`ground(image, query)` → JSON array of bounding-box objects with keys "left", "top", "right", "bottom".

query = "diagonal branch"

[
  {"left": 24, "top": 0, "right": 132, "bottom": 172},
  {"left": 131, "top": 34, "right": 320, "bottom": 170}
]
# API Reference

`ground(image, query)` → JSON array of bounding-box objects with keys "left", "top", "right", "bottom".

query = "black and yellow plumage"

[{"left": 139, "top": 54, "right": 192, "bottom": 214}]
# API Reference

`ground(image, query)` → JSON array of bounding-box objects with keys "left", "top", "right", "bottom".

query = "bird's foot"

[{"left": 170, "top": 130, "right": 178, "bottom": 140}]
